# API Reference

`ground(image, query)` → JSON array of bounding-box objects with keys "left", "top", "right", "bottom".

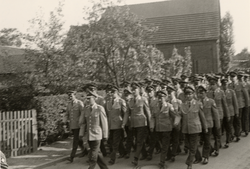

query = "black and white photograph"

[{"left": 0, "top": 0, "right": 250, "bottom": 169}]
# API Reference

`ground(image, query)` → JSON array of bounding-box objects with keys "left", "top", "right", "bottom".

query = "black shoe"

[
  {"left": 236, "top": 137, "right": 240, "bottom": 142},
  {"left": 187, "top": 165, "right": 192, "bottom": 169},
  {"left": 124, "top": 154, "right": 130, "bottom": 159},
  {"left": 165, "top": 156, "right": 171, "bottom": 161},
  {"left": 140, "top": 156, "right": 147, "bottom": 160},
  {"left": 146, "top": 155, "right": 152, "bottom": 161},
  {"left": 158, "top": 162, "right": 165, "bottom": 169},
  {"left": 108, "top": 159, "right": 115, "bottom": 165},
  {"left": 193, "top": 160, "right": 201, "bottom": 164},
  {"left": 131, "top": 159, "right": 138, "bottom": 166},
  {"left": 245, "top": 132, "right": 249, "bottom": 136},
  {"left": 211, "top": 150, "right": 219, "bottom": 157},
  {"left": 67, "top": 157, "right": 73, "bottom": 163},
  {"left": 155, "top": 149, "right": 161, "bottom": 154},
  {"left": 184, "top": 147, "right": 188, "bottom": 154},
  {"left": 203, "top": 158, "right": 208, "bottom": 164},
  {"left": 224, "top": 143, "right": 229, "bottom": 148},
  {"left": 118, "top": 154, "right": 125, "bottom": 158},
  {"left": 170, "top": 156, "right": 175, "bottom": 162}
]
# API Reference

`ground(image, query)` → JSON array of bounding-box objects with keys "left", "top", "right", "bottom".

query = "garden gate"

[{"left": 0, "top": 110, "right": 37, "bottom": 157}]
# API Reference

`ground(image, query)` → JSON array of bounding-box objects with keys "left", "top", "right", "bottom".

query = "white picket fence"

[{"left": 0, "top": 110, "right": 38, "bottom": 157}]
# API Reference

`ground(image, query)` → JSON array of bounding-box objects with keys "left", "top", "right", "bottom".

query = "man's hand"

[
  {"left": 227, "top": 116, "right": 231, "bottom": 122},
  {"left": 121, "top": 124, "right": 125, "bottom": 129},
  {"left": 204, "top": 129, "right": 208, "bottom": 133}
]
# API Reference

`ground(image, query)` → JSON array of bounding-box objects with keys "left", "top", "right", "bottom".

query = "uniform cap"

[
  {"left": 184, "top": 85, "right": 195, "bottom": 94},
  {"left": 156, "top": 90, "right": 168, "bottom": 97}
]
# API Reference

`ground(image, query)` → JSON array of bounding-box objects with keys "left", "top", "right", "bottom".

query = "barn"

[{"left": 128, "top": 0, "right": 221, "bottom": 74}]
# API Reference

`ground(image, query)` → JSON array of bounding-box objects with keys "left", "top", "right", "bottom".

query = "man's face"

[
  {"left": 147, "top": 90, "right": 154, "bottom": 98},
  {"left": 185, "top": 93, "right": 194, "bottom": 101},
  {"left": 158, "top": 95, "right": 166, "bottom": 103},
  {"left": 198, "top": 91, "right": 206, "bottom": 100},
  {"left": 230, "top": 75, "right": 236, "bottom": 82},
  {"left": 112, "top": 90, "right": 118, "bottom": 98},
  {"left": 132, "top": 87, "right": 140, "bottom": 96},
  {"left": 106, "top": 89, "right": 113, "bottom": 98},
  {"left": 161, "top": 85, "right": 167, "bottom": 91},
  {"left": 68, "top": 93, "right": 75, "bottom": 101},
  {"left": 86, "top": 96, "right": 95, "bottom": 105}
]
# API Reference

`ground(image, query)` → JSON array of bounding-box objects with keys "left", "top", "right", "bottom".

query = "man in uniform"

[
  {"left": 166, "top": 84, "right": 182, "bottom": 162},
  {"left": 229, "top": 71, "right": 249, "bottom": 137},
  {"left": 179, "top": 86, "right": 208, "bottom": 169},
  {"left": 81, "top": 91, "right": 109, "bottom": 169},
  {"left": 221, "top": 78, "right": 239, "bottom": 145},
  {"left": 207, "top": 76, "right": 229, "bottom": 156},
  {"left": 150, "top": 90, "right": 179, "bottom": 169},
  {"left": 146, "top": 85, "right": 161, "bottom": 161},
  {"left": 64, "top": 91, "right": 85, "bottom": 163},
  {"left": 129, "top": 82, "right": 151, "bottom": 166},
  {"left": 104, "top": 85, "right": 128, "bottom": 165},
  {"left": 195, "top": 85, "right": 220, "bottom": 164}
]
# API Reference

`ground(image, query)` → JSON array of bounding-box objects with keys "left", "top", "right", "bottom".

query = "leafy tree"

[
  {"left": 162, "top": 46, "right": 192, "bottom": 78},
  {"left": 220, "top": 12, "right": 235, "bottom": 73},
  {"left": 65, "top": 0, "right": 164, "bottom": 86},
  {"left": 0, "top": 28, "right": 23, "bottom": 47}
]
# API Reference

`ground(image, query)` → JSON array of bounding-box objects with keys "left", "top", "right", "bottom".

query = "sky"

[{"left": 0, "top": 0, "right": 249, "bottom": 54}]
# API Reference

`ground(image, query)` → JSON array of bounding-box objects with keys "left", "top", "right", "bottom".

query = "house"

[{"left": 127, "top": 0, "right": 221, "bottom": 74}]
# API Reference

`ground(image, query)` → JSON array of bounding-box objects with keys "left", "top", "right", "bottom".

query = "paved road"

[{"left": 46, "top": 134, "right": 250, "bottom": 169}]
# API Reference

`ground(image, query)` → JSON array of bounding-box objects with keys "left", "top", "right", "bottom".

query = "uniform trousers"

[
  {"left": 133, "top": 126, "right": 148, "bottom": 159},
  {"left": 147, "top": 129, "right": 160, "bottom": 157},
  {"left": 241, "top": 107, "right": 249, "bottom": 133},
  {"left": 222, "top": 117, "right": 232, "bottom": 143},
  {"left": 233, "top": 114, "right": 241, "bottom": 137},
  {"left": 212, "top": 120, "right": 221, "bottom": 152},
  {"left": 88, "top": 140, "right": 108, "bottom": 169},
  {"left": 157, "top": 131, "right": 171, "bottom": 164},
  {"left": 109, "top": 129, "right": 123, "bottom": 161},
  {"left": 70, "top": 128, "right": 84, "bottom": 158},
  {"left": 124, "top": 126, "right": 135, "bottom": 155},
  {"left": 195, "top": 128, "right": 212, "bottom": 160},
  {"left": 185, "top": 133, "right": 199, "bottom": 166}
]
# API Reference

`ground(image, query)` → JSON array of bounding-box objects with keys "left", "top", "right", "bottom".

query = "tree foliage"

[
  {"left": 162, "top": 46, "right": 192, "bottom": 78},
  {"left": 65, "top": 0, "right": 164, "bottom": 86},
  {"left": 0, "top": 28, "right": 23, "bottom": 47},
  {"left": 220, "top": 12, "right": 235, "bottom": 73}
]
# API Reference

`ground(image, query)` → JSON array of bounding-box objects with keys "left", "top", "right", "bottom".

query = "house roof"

[
  {"left": 0, "top": 46, "right": 29, "bottom": 74},
  {"left": 128, "top": 0, "right": 220, "bottom": 44}
]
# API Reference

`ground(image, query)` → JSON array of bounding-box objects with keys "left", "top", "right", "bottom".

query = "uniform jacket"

[
  {"left": 200, "top": 97, "right": 220, "bottom": 128},
  {"left": 246, "top": 82, "right": 250, "bottom": 106},
  {"left": 207, "top": 87, "right": 229, "bottom": 119},
  {"left": 65, "top": 99, "right": 84, "bottom": 130},
  {"left": 223, "top": 88, "right": 239, "bottom": 116},
  {"left": 180, "top": 99, "right": 207, "bottom": 134},
  {"left": 105, "top": 96, "right": 128, "bottom": 130},
  {"left": 228, "top": 81, "right": 249, "bottom": 108},
  {"left": 150, "top": 101, "right": 179, "bottom": 132},
  {"left": 128, "top": 95, "right": 151, "bottom": 128},
  {"left": 82, "top": 103, "right": 108, "bottom": 141}
]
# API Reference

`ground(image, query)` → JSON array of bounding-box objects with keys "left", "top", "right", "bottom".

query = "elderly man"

[
  {"left": 81, "top": 91, "right": 109, "bottom": 169},
  {"left": 64, "top": 90, "right": 85, "bottom": 163}
]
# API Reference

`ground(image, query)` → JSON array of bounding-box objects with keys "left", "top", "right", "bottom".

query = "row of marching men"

[{"left": 63, "top": 70, "right": 250, "bottom": 169}]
